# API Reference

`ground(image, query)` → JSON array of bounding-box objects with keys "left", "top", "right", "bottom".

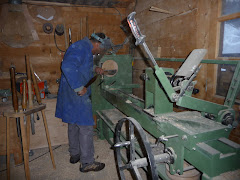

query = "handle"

[
  {"left": 30, "top": 64, "right": 42, "bottom": 104},
  {"left": 127, "top": 12, "right": 145, "bottom": 45},
  {"left": 10, "top": 66, "right": 18, "bottom": 112},
  {"left": 127, "top": 12, "right": 157, "bottom": 66},
  {"left": 84, "top": 74, "right": 99, "bottom": 88},
  {"left": 25, "top": 55, "right": 33, "bottom": 108},
  {"left": 22, "top": 79, "right": 27, "bottom": 110}
]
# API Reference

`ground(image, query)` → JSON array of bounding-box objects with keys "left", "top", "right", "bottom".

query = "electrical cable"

[
  {"left": 54, "top": 31, "right": 66, "bottom": 53},
  {"left": 0, "top": 145, "right": 61, "bottom": 173},
  {"left": 112, "top": 6, "right": 122, "bottom": 21},
  {"left": 134, "top": 0, "right": 138, "bottom": 11}
]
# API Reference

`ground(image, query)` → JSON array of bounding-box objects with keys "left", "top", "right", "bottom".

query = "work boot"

[
  {"left": 70, "top": 154, "right": 80, "bottom": 164},
  {"left": 80, "top": 161, "right": 105, "bottom": 172}
]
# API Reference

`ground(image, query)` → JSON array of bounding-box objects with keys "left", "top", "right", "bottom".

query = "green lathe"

[{"left": 91, "top": 12, "right": 240, "bottom": 180}]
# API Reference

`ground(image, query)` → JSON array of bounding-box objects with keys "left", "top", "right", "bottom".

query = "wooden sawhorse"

[{"left": 3, "top": 104, "right": 56, "bottom": 180}]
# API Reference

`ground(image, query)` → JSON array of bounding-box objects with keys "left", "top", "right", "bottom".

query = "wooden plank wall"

[
  {"left": 0, "top": 3, "right": 128, "bottom": 94},
  {"left": 127, "top": 0, "right": 240, "bottom": 143}
]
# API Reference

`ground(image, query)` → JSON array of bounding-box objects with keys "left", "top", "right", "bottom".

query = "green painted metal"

[
  {"left": 135, "top": 57, "right": 239, "bottom": 65},
  {"left": 92, "top": 54, "right": 240, "bottom": 179},
  {"left": 154, "top": 65, "right": 176, "bottom": 102},
  {"left": 92, "top": 54, "right": 134, "bottom": 114},
  {"left": 177, "top": 95, "right": 228, "bottom": 116},
  {"left": 100, "top": 88, "right": 240, "bottom": 178},
  {"left": 145, "top": 68, "right": 173, "bottom": 114},
  {"left": 106, "top": 84, "right": 140, "bottom": 89},
  {"left": 224, "top": 62, "right": 240, "bottom": 107}
]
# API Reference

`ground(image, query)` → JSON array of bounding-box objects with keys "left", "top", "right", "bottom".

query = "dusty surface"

[{"left": 0, "top": 135, "right": 135, "bottom": 180}]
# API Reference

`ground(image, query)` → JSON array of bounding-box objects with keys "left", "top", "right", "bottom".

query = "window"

[
  {"left": 218, "top": 0, "right": 240, "bottom": 57},
  {"left": 216, "top": 64, "right": 240, "bottom": 100},
  {"left": 216, "top": 0, "right": 240, "bottom": 101}
]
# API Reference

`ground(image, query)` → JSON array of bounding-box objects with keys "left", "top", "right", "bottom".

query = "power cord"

[
  {"left": 54, "top": 31, "right": 66, "bottom": 53},
  {"left": 0, "top": 145, "right": 61, "bottom": 173}
]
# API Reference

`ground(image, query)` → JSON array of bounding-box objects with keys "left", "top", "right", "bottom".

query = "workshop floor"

[{"left": 0, "top": 135, "right": 138, "bottom": 180}]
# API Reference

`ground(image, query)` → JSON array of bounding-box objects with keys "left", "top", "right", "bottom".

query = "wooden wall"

[{"left": 0, "top": 2, "right": 128, "bottom": 94}]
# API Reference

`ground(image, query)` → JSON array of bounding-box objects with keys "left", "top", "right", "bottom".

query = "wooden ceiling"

[{"left": 27, "top": 0, "right": 135, "bottom": 8}]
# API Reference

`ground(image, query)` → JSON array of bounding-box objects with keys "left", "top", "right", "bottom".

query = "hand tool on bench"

[
  {"left": 10, "top": 65, "right": 21, "bottom": 137},
  {"left": 30, "top": 64, "right": 42, "bottom": 105}
]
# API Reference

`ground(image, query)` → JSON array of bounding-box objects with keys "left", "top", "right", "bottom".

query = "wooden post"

[
  {"left": 25, "top": 55, "right": 33, "bottom": 109},
  {"left": 41, "top": 110, "right": 56, "bottom": 169},
  {"left": 26, "top": 116, "right": 31, "bottom": 151},
  {"left": 157, "top": 46, "right": 161, "bottom": 58},
  {"left": 80, "top": 18, "right": 83, "bottom": 39},
  {"left": 6, "top": 116, "right": 10, "bottom": 180},
  {"left": 22, "top": 79, "right": 27, "bottom": 110},
  {"left": 19, "top": 115, "right": 30, "bottom": 180}
]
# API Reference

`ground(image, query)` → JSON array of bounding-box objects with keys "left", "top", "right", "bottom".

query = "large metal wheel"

[{"left": 114, "top": 117, "right": 158, "bottom": 180}]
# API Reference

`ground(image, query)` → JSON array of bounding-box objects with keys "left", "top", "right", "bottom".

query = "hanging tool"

[
  {"left": 22, "top": 79, "right": 27, "bottom": 135},
  {"left": 10, "top": 65, "right": 21, "bottom": 137},
  {"left": 69, "top": 28, "right": 72, "bottom": 46},
  {"left": 30, "top": 64, "right": 42, "bottom": 105}
]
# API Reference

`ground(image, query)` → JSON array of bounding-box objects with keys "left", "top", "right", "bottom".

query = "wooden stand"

[{"left": 3, "top": 104, "right": 56, "bottom": 180}]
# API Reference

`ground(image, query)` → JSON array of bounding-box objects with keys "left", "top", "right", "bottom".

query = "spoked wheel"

[{"left": 114, "top": 117, "right": 158, "bottom": 180}]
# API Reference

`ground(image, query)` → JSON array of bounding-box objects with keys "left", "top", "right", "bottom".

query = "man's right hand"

[{"left": 77, "top": 87, "right": 87, "bottom": 96}]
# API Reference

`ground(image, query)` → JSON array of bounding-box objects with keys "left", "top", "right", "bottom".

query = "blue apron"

[{"left": 55, "top": 37, "right": 94, "bottom": 126}]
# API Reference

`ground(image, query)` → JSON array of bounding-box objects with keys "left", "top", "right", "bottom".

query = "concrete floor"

[{"left": 0, "top": 135, "right": 135, "bottom": 180}]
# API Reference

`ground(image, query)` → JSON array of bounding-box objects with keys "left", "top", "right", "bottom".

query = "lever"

[{"left": 127, "top": 12, "right": 157, "bottom": 66}]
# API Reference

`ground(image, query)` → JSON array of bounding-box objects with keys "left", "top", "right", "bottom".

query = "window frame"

[
  {"left": 214, "top": 0, "right": 240, "bottom": 102},
  {"left": 216, "top": 0, "right": 240, "bottom": 59}
]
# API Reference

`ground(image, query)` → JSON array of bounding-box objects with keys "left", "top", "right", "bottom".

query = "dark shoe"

[
  {"left": 80, "top": 161, "right": 105, "bottom": 172},
  {"left": 70, "top": 154, "right": 80, "bottom": 164}
]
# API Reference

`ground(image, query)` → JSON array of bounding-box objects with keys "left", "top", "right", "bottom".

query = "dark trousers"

[{"left": 68, "top": 124, "right": 94, "bottom": 164}]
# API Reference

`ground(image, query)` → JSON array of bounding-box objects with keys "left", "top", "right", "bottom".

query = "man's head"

[{"left": 90, "top": 33, "right": 112, "bottom": 55}]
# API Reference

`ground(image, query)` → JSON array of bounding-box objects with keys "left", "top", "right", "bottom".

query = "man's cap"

[{"left": 91, "top": 33, "right": 112, "bottom": 51}]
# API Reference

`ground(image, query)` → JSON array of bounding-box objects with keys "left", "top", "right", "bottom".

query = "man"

[{"left": 55, "top": 33, "right": 112, "bottom": 172}]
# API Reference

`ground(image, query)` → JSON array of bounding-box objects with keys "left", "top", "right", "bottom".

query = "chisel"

[{"left": 84, "top": 69, "right": 117, "bottom": 88}]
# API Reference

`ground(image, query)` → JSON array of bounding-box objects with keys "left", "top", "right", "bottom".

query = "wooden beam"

[
  {"left": 149, "top": 6, "right": 172, "bottom": 14},
  {"left": 218, "top": 12, "right": 240, "bottom": 22}
]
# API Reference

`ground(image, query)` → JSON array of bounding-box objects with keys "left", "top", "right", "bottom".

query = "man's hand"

[
  {"left": 77, "top": 87, "right": 87, "bottom": 96},
  {"left": 95, "top": 67, "right": 104, "bottom": 75}
]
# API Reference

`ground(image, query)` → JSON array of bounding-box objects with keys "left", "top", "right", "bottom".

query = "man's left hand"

[{"left": 95, "top": 67, "right": 104, "bottom": 75}]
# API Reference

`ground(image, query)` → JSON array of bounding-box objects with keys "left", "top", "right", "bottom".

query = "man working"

[{"left": 55, "top": 33, "right": 112, "bottom": 172}]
